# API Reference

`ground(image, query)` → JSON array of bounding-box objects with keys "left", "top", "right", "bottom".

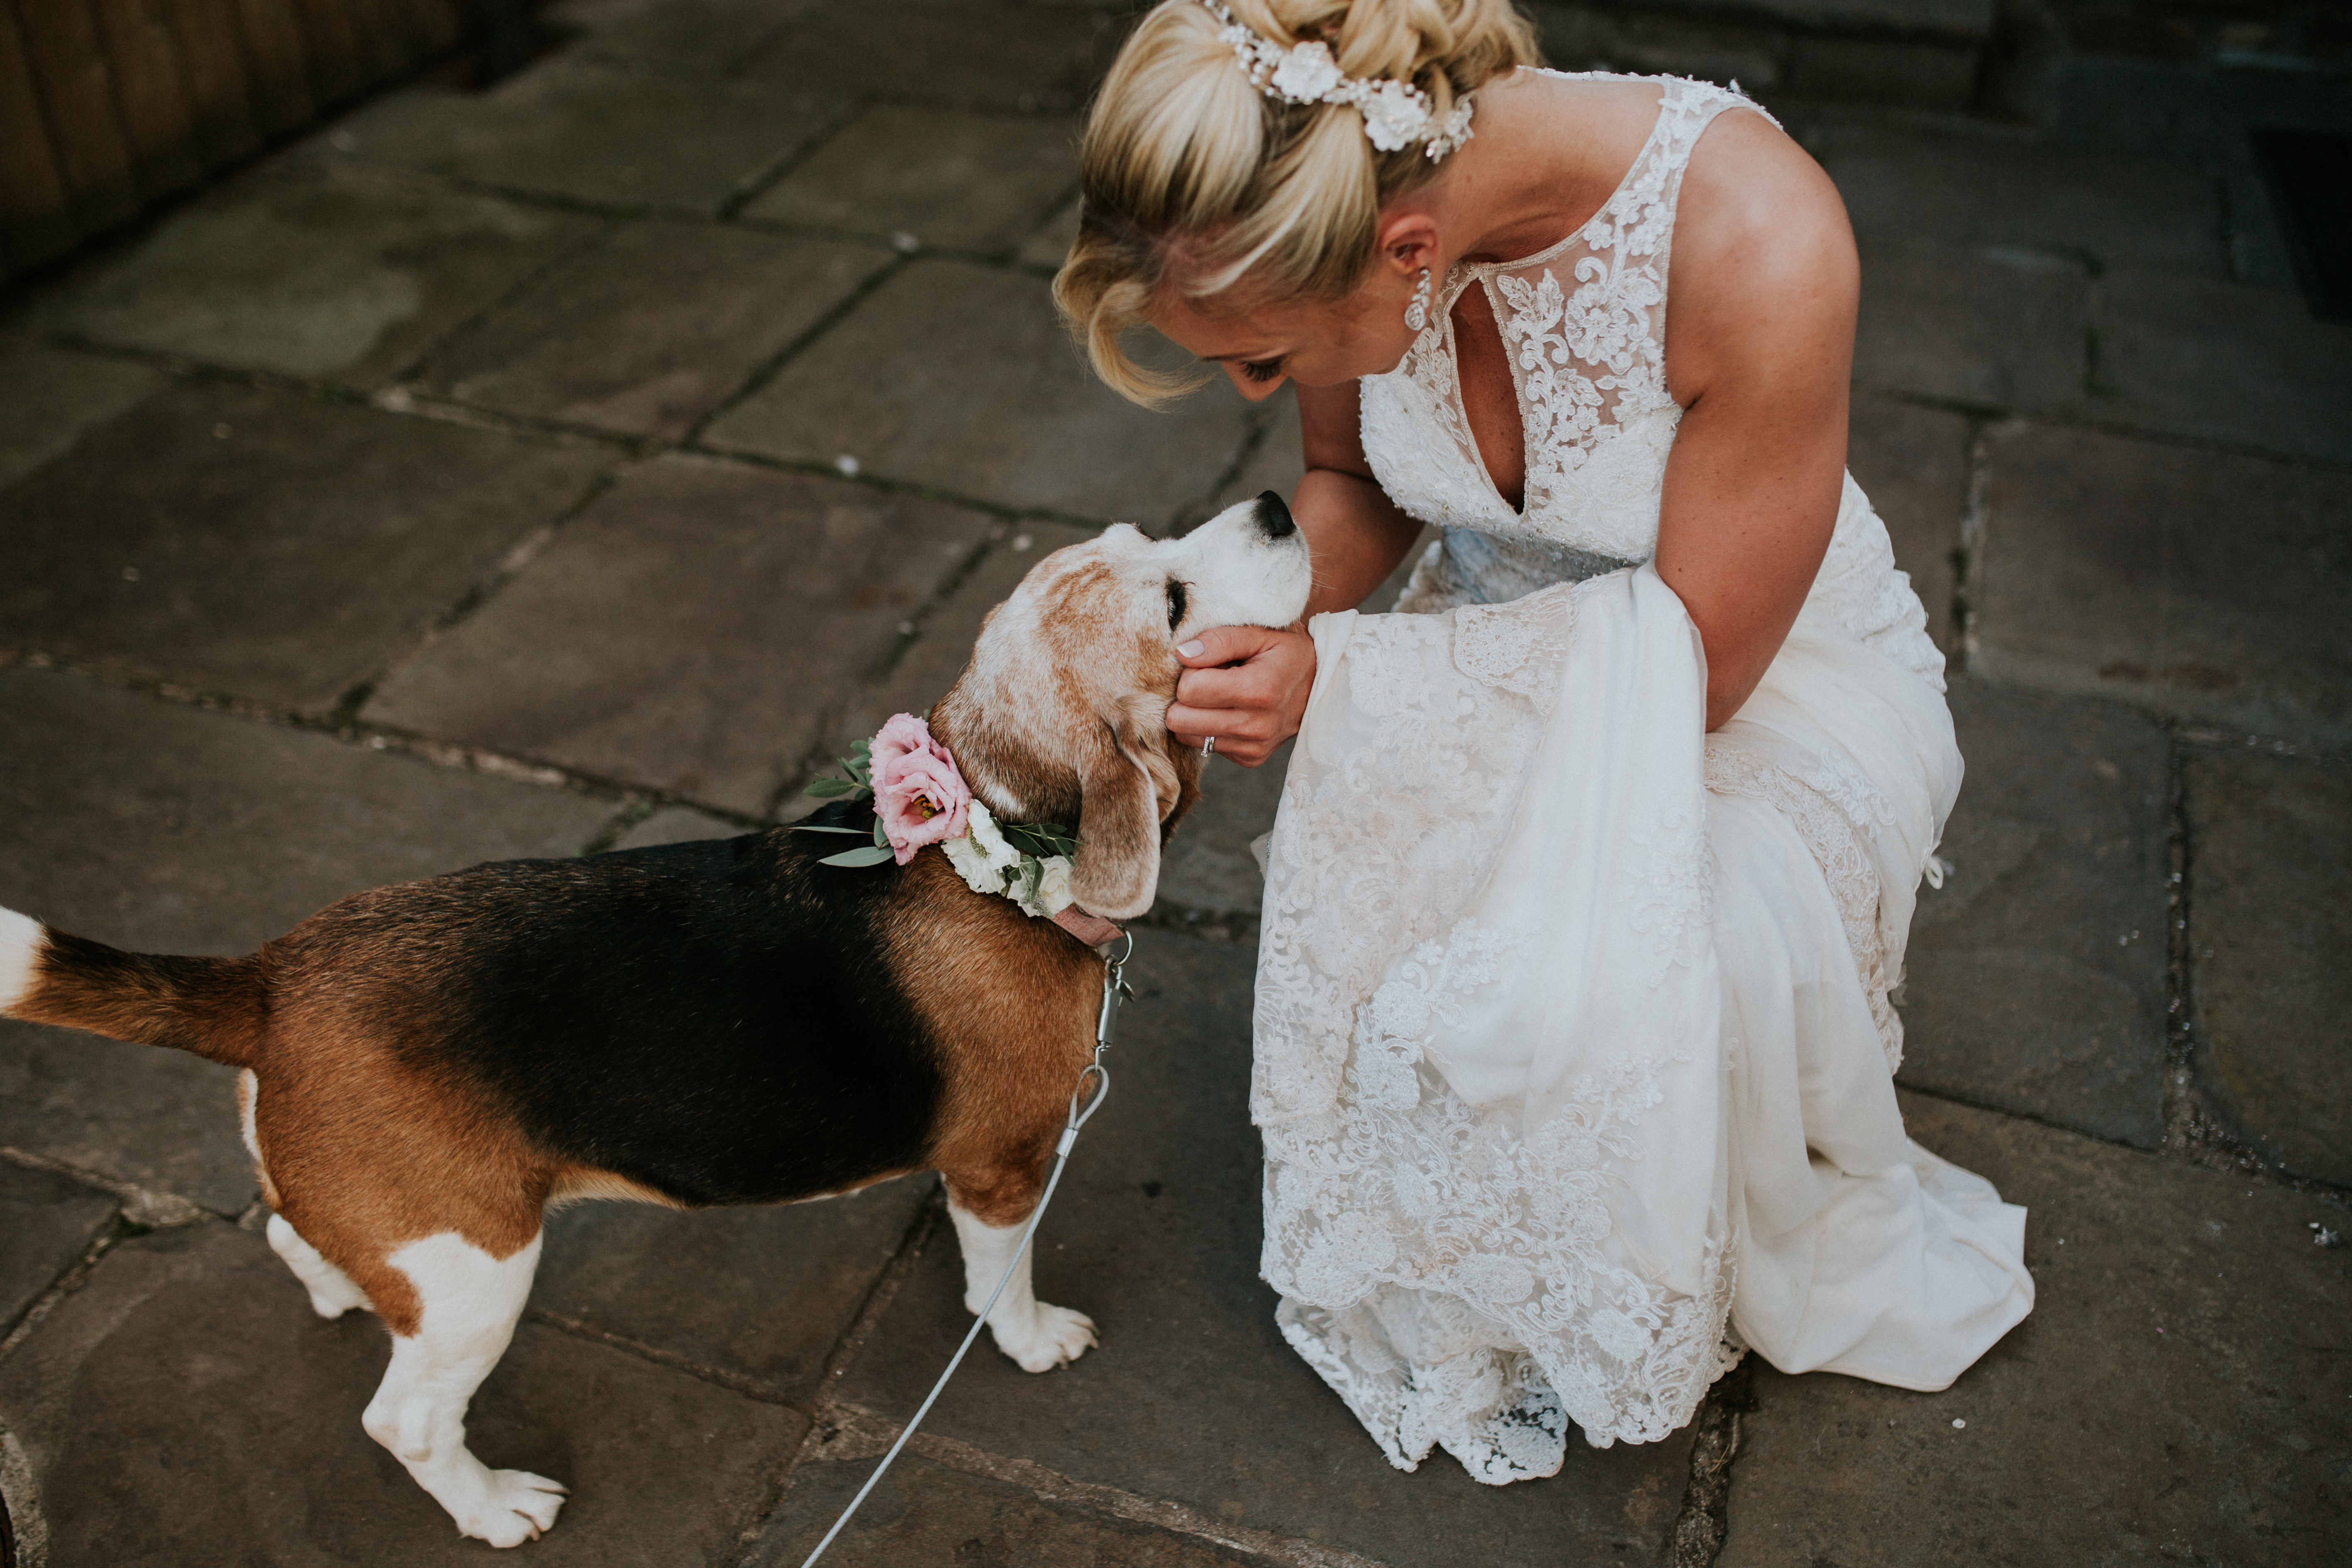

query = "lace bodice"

[{"left": 1362, "top": 73, "right": 1774, "bottom": 593}]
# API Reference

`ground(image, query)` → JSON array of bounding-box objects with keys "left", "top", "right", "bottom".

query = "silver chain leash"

[{"left": 798, "top": 931, "right": 1136, "bottom": 1568}]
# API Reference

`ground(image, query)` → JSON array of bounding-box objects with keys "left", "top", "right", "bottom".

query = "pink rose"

[{"left": 869, "top": 713, "right": 971, "bottom": 865}]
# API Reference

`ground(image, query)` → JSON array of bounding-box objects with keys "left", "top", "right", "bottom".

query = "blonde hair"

[{"left": 1054, "top": 0, "right": 1538, "bottom": 405}]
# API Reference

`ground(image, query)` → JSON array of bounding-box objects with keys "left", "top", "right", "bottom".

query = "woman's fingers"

[{"left": 1165, "top": 624, "right": 1317, "bottom": 768}]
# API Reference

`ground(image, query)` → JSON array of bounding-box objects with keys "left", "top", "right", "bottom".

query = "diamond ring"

[{"left": 1202, "top": 736, "right": 1217, "bottom": 758}]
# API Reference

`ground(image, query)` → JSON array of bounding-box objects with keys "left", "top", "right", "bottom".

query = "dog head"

[{"left": 930, "top": 493, "right": 1313, "bottom": 920}]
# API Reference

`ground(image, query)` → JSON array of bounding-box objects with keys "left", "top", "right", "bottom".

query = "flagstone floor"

[{"left": 0, "top": 2, "right": 2346, "bottom": 1563}]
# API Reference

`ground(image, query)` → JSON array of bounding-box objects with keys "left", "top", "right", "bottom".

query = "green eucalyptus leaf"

[
  {"left": 871, "top": 818, "right": 889, "bottom": 848},
  {"left": 818, "top": 845, "right": 895, "bottom": 868},
  {"left": 789, "top": 824, "right": 868, "bottom": 836},
  {"left": 804, "top": 777, "right": 859, "bottom": 798}
]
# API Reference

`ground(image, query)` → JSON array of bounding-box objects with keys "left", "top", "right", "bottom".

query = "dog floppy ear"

[{"left": 1070, "top": 695, "right": 1181, "bottom": 921}]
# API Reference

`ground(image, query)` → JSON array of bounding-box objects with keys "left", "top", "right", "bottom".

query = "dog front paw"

[
  {"left": 454, "top": 1469, "right": 568, "bottom": 1548},
  {"left": 992, "top": 1302, "right": 1098, "bottom": 1373}
]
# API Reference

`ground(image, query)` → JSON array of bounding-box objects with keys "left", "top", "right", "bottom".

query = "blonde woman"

[{"left": 1056, "top": 0, "right": 2033, "bottom": 1483}]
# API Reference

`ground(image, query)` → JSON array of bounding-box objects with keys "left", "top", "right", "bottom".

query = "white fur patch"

[
  {"left": 0, "top": 907, "right": 44, "bottom": 1015},
  {"left": 364, "top": 1231, "right": 563, "bottom": 1547}
]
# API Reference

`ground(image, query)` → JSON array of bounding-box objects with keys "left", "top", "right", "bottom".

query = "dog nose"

[{"left": 1254, "top": 491, "right": 1296, "bottom": 540}]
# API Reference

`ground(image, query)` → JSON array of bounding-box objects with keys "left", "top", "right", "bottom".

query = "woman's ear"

[
  {"left": 1070, "top": 696, "right": 1182, "bottom": 920},
  {"left": 1374, "top": 210, "right": 1442, "bottom": 279}
]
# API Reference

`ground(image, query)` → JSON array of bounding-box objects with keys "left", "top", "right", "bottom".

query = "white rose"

[
  {"left": 1023, "top": 854, "right": 1075, "bottom": 917},
  {"left": 941, "top": 799, "right": 1020, "bottom": 894}
]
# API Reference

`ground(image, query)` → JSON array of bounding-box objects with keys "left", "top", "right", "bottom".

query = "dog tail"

[{"left": 0, "top": 905, "right": 266, "bottom": 1068}]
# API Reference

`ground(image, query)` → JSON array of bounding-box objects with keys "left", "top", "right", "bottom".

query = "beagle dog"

[{"left": 0, "top": 494, "right": 1311, "bottom": 1547}]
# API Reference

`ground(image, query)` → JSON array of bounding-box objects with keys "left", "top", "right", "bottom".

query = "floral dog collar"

[{"left": 798, "top": 714, "right": 1105, "bottom": 933}]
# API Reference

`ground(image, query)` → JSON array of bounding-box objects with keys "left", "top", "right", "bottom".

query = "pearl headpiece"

[{"left": 1197, "top": 0, "right": 1475, "bottom": 160}]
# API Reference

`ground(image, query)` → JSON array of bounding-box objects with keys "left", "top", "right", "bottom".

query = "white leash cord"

[{"left": 798, "top": 933, "right": 1133, "bottom": 1568}]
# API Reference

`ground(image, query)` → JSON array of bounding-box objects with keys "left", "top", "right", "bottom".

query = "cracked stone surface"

[
  {"left": 0, "top": 380, "right": 610, "bottom": 712},
  {"left": 2184, "top": 746, "right": 2352, "bottom": 1188},
  {"left": 0, "top": 1222, "right": 806, "bottom": 1567},
  {"left": 418, "top": 221, "right": 891, "bottom": 438},
  {"left": 0, "top": 666, "right": 613, "bottom": 1215},
  {"left": 365, "top": 455, "right": 994, "bottom": 814},
  {"left": 702, "top": 260, "right": 1254, "bottom": 527},
  {"left": 0, "top": 1162, "right": 117, "bottom": 1333},
  {"left": 1719, "top": 1093, "right": 2352, "bottom": 1568},
  {"left": 17, "top": 160, "right": 599, "bottom": 387},
  {"left": 1973, "top": 423, "right": 2352, "bottom": 746}
]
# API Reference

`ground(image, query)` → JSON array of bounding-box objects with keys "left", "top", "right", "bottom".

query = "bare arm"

[
  {"left": 1653, "top": 110, "right": 1859, "bottom": 731},
  {"left": 1165, "top": 382, "right": 1418, "bottom": 765}
]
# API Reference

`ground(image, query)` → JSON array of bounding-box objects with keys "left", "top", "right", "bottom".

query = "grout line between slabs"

[{"left": 792, "top": 1403, "right": 1390, "bottom": 1568}]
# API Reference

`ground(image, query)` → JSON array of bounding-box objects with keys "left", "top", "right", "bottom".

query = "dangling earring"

[{"left": 1404, "top": 266, "right": 1432, "bottom": 332}]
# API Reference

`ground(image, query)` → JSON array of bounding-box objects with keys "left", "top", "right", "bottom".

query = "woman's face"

[{"left": 1147, "top": 264, "right": 1418, "bottom": 402}]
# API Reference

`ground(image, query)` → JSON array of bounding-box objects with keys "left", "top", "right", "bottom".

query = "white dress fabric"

[{"left": 1253, "top": 73, "right": 2034, "bottom": 1484}]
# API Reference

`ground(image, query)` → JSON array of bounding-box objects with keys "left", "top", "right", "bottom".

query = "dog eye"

[
  {"left": 1166, "top": 578, "right": 1188, "bottom": 632},
  {"left": 1240, "top": 357, "right": 1284, "bottom": 383}
]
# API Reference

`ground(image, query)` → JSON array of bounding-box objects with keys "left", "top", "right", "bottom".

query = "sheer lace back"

[{"left": 1363, "top": 73, "right": 1777, "bottom": 577}]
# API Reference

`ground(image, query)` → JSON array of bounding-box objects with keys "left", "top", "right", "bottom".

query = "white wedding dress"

[{"left": 1253, "top": 73, "right": 2034, "bottom": 1483}]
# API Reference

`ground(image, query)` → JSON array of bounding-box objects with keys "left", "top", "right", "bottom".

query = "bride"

[{"left": 1054, "top": 0, "right": 2034, "bottom": 1482}]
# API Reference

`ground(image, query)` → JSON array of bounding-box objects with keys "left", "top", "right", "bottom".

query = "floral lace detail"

[
  {"left": 1360, "top": 73, "right": 1775, "bottom": 566},
  {"left": 1704, "top": 737, "right": 1904, "bottom": 1069},
  {"left": 1258, "top": 578, "right": 1741, "bottom": 1471},
  {"left": 1625, "top": 806, "right": 1715, "bottom": 988},
  {"left": 1453, "top": 593, "right": 1574, "bottom": 698}
]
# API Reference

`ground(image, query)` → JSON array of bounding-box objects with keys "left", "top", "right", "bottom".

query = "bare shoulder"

[{"left": 1666, "top": 105, "right": 1858, "bottom": 397}]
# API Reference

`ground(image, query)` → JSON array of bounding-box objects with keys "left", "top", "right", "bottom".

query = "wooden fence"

[{"left": 1, "top": 0, "right": 471, "bottom": 284}]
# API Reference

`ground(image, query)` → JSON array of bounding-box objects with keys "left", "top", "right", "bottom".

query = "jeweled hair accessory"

[{"left": 1198, "top": 0, "right": 1475, "bottom": 160}]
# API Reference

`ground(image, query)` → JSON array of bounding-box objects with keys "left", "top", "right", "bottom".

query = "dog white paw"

[
  {"left": 992, "top": 1303, "right": 1098, "bottom": 1373},
  {"left": 453, "top": 1470, "right": 568, "bottom": 1548},
  {"left": 304, "top": 1291, "right": 353, "bottom": 1320}
]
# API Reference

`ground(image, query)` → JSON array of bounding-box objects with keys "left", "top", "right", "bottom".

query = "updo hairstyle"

[{"left": 1054, "top": 0, "right": 1538, "bottom": 405}]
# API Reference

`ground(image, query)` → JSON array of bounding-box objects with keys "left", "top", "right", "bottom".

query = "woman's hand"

[{"left": 1166, "top": 624, "right": 1317, "bottom": 767}]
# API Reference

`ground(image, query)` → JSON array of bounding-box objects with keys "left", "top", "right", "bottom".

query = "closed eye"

[{"left": 1166, "top": 578, "right": 1189, "bottom": 632}]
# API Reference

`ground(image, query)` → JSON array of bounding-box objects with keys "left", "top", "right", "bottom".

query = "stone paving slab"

[
  {"left": 16, "top": 160, "right": 599, "bottom": 387},
  {"left": 703, "top": 259, "right": 1253, "bottom": 528},
  {"left": 0, "top": 1162, "right": 115, "bottom": 1334},
  {"left": 0, "top": 380, "right": 610, "bottom": 712},
  {"left": 743, "top": 105, "right": 1078, "bottom": 253},
  {"left": 1846, "top": 392, "right": 1965, "bottom": 655},
  {"left": 837, "top": 933, "right": 1698, "bottom": 1568},
  {"left": 1852, "top": 238, "right": 2087, "bottom": 411},
  {"left": 1973, "top": 422, "right": 2352, "bottom": 746},
  {"left": 0, "top": 666, "right": 613, "bottom": 1214},
  {"left": 336, "top": 63, "right": 847, "bottom": 216},
  {"left": 419, "top": 221, "right": 890, "bottom": 439},
  {"left": 1898, "top": 681, "right": 2171, "bottom": 1148},
  {"left": 1812, "top": 119, "right": 2230, "bottom": 279},
  {"left": 0, "top": 1221, "right": 806, "bottom": 1566},
  {"left": 734, "top": 0, "right": 1127, "bottom": 113},
  {"left": 536, "top": 1175, "right": 932, "bottom": 1406},
  {"left": 1718, "top": 1092, "right": 2352, "bottom": 1568},
  {"left": 1154, "top": 746, "right": 1290, "bottom": 925},
  {"left": 2184, "top": 746, "right": 2352, "bottom": 1188},
  {"left": 0, "top": 343, "right": 163, "bottom": 489},
  {"left": 365, "top": 455, "right": 995, "bottom": 815},
  {"left": 754, "top": 1449, "right": 1263, "bottom": 1568},
  {"left": 2092, "top": 270, "right": 2352, "bottom": 465}
]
